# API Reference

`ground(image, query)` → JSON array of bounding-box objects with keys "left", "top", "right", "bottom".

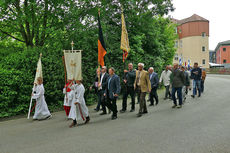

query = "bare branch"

[{"left": 0, "top": 29, "right": 25, "bottom": 42}]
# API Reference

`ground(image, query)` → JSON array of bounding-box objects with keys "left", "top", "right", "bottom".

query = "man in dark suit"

[
  {"left": 148, "top": 67, "right": 159, "bottom": 106},
  {"left": 98, "top": 66, "right": 109, "bottom": 115},
  {"left": 104, "top": 67, "right": 121, "bottom": 120}
]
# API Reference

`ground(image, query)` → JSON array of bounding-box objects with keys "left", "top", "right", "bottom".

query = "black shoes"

[
  {"left": 94, "top": 108, "right": 99, "bottom": 112},
  {"left": 137, "top": 111, "right": 147, "bottom": 117},
  {"left": 149, "top": 104, "right": 154, "bottom": 106},
  {"left": 69, "top": 120, "right": 77, "bottom": 128},
  {"left": 191, "top": 95, "right": 195, "bottom": 98},
  {"left": 111, "top": 115, "right": 117, "bottom": 120},
  {"left": 137, "top": 113, "right": 142, "bottom": 117},
  {"left": 84, "top": 116, "right": 90, "bottom": 124},
  {"left": 100, "top": 112, "right": 107, "bottom": 115},
  {"left": 130, "top": 109, "right": 135, "bottom": 112}
]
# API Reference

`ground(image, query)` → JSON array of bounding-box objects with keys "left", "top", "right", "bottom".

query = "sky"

[{"left": 169, "top": 0, "right": 230, "bottom": 50}]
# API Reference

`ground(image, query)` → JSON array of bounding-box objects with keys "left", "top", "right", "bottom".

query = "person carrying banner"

[
  {"left": 63, "top": 79, "right": 73, "bottom": 117},
  {"left": 68, "top": 80, "right": 90, "bottom": 128},
  {"left": 32, "top": 77, "right": 52, "bottom": 120}
]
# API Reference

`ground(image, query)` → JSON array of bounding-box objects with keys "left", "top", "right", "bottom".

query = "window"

[
  {"left": 179, "top": 29, "right": 182, "bottom": 33},
  {"left": 202, "top": 46, "right": 205, "bottom": 51},
  {"left": 223, "top": 48, "right": 226, "bottom": 51},
  {"left": 202, "top": 32, "right": 206, "bottom": 37},
  {"left": 223, "top": 59, "right": 227, "bottom": 63},
  {"left": 175, "top": 41, "right": 178, "bottom": 48},
  {"left": 202, "top": 59, "right": 205, "bottom": 65},
  {"left": 180, "top": 40, "right": 182, "bottom": 48},
  {"left": 174, "top": 54, "right": 178, "bottom": 61}
]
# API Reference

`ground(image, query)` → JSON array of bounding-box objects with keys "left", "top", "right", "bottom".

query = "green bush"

[{"left": 0, "top": 67, "right": 29, "bottom": 117}]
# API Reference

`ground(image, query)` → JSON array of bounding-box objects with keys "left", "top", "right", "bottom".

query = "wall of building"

[
  {"left": 173, "top": 36, "right": 209, "bottom": 68},
  {"left": 177, "top": 21, "right": 209, "bottom": 39},
  {"left": 216, "top": 45, "right": 230, "bottom": 64}
]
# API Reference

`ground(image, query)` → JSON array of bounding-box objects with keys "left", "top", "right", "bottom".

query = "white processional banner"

[
  {"left": 34, "top": 54, "right": 43, "bottom": 84},
  {"left": 64, "top": 50, "right": 82, "bottom": 80}
]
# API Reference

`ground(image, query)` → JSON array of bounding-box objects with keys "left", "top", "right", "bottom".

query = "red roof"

[{"left": 172, "top": 14, "right": 209, "bottom": 25}]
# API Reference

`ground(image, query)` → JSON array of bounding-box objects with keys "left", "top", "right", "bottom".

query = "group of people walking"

[{"left": 31, "top": 62, "right": 206, "bottom": 128}]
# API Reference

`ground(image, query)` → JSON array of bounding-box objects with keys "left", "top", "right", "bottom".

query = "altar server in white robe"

[
  {"left": 63, "top": 80, "right": 74, "bottom": 117},
  {"left": 68, "top": 80, "right": 90, "bottom": 128},
  {"left": 32, "top": 77, "right": 51, "bottom": 120}
]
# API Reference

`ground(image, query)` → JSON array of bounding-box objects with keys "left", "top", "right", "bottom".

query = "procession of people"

[{"left": 31, "top": 61, "right": 206, "bottom": 128}]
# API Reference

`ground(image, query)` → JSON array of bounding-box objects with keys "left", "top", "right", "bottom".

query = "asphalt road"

[{"left": 1, "top": 74, "right": 230, "bottom": 153}]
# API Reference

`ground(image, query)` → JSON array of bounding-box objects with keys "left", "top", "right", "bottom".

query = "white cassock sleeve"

[
  {"left": 75, "top": 85, "right": 85, "bottom": 104},
  {"left": 32, "top": 85, "right": 43, "bottom": 99},
  {"left": 63, "top": 88, "right": 66, "bottom": 94}
]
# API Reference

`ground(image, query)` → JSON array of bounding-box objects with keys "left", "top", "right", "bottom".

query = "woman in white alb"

[{"left": 32, "top": 77, "right": 51, "bottom": 120}]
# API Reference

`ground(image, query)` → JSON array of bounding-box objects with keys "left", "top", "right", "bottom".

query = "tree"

[{"left": 0, "top": 0, "right": 72, "bottom": 47}]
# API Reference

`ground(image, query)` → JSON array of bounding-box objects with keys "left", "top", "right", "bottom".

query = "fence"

[{"left": 206, "top": 68, "right": 230, "bottom": 75}]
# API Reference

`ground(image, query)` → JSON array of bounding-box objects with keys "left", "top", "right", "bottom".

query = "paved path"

[{"left": 1, "top": 74, "right": 230, "bottom": 153}]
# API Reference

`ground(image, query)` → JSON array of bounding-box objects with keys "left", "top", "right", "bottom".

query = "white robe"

[
  {"left": 63, "top": 88, "right": 73, "bottom": 106},
  {"left": 68, "top": 83, "right": 89, "bottom": 121},
  {"left": 32, "top": 84, "right": 51, "bottom": 120}
]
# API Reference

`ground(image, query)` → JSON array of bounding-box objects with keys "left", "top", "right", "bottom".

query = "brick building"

[{"left": 215, "top": 40, "right": 230, "bottom": 64}]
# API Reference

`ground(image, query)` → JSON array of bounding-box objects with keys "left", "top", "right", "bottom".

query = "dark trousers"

[
  {"left": 137, "top": 87, "right": 147, "bottom": 113},
  {"left": 99, "top": 90, "right": 107, "bottom": 113},
  {"left": 122, "top": 86, "right": 135, "bottom": 110},
  {"left": 96, "top": 90, "right": 103, "bottom": 110},
  {"left": 165, "top": 85, "right": 171, "bottom": 98},
  {"left": 172, "top": 87, "right": 182, "bottom": 106},
  {"left": 201, "top": 80, "right": 204, "bottom": 93},
  {"left": 105, "top": 97, "right": 118, "bottom": 117},
  {"left": 150, "top": 87, "right": 158, "bottom": 105}
]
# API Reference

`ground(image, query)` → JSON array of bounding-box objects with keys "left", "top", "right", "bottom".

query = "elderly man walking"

[
  {"left": 134, "top": 63, "right": 151, "bottom": 117},
  {"left": 171, "top": 63, "right": 185, "bottom": 108},
  {"left": 159, "top": 65, "right": 172, "bottom": 100}
]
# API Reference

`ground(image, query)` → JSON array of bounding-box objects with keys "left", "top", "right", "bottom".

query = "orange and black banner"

[{"left": 98, "top": 12, "right": 107, "bottom": 67}]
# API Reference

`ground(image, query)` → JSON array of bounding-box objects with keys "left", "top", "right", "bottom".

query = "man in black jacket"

[
  {"left": 104, "top": 67, "right": 121, "bottom": 120},
  {"left": 191, "top": 62, "right": 202, "bottom": 98},
  {"left": 120, "top": 63, "right": 136, "bottom": 113}
]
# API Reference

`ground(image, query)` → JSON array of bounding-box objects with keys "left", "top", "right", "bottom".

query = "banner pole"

[{"left": 27, "top": 84, "right": 35, "bottom": 119}]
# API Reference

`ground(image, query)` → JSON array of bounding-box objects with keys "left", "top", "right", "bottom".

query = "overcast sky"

[{"left": 169, "top": 0, "right": 230, "bottom": 50}]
